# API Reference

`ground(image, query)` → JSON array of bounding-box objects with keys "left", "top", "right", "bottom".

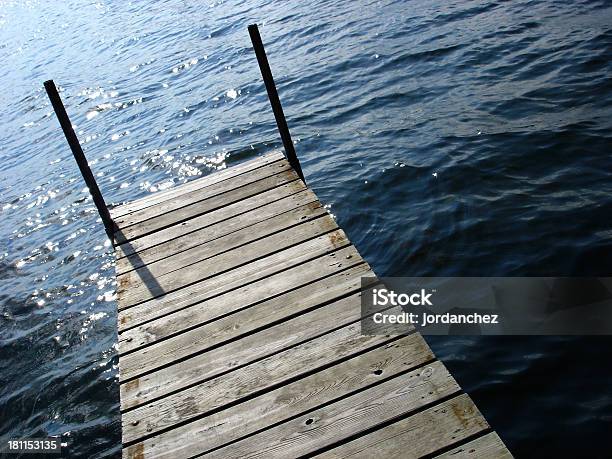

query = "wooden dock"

[
  {"left": 43, "top": 24, "right": 512, "bottom": 459},
  {"left": 110, "top": 151, "right": 512, "bottom": 458}
]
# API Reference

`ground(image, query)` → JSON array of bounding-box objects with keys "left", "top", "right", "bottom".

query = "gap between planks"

[
  {"left": 122, "top": 334, "right": 434, "bottom": 449},
  {"left": 117, "top": 220, "right": 346, "bottom": 308},
  {"left": 118, "top": 244, "right": 363, "bottom": 332},
  {"left": 116, "top": 201, "right": 328, "bottom": 281},
  {"left": 115, "top": 188, "right": 319, "bottom": 273},
  {"left": 118, "top": 261, "right": 372, "bottom": 355},
  {"left": 110, "top": 151, "right": 284, "bottom": 218},
  {"left": 115, "top": 164, "right": 299, "bottom": 242}
]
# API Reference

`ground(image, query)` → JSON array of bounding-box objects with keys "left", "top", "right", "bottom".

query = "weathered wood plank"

[
  {"left": 115, "top": 182, "right": 311, "bottom": 259},
  {"left": 117, "top": 214, "right": 339, "bottom": 307},
  {"left": 119, "top": 261, "right": 371, "bottom": 354},
  {"left": 120, "top": 305, "right": 402, "bottom": 410},
  {"left": 116, "top": 201, "right": 327, "bottom": 277},
  {"left": 115, "top": 188, "right": 319, "bottom": 271},
  {"left": 117, "top": 229, "right": 351, "bottom": 316},
  {"left": 316, "top": 394, "right": 489, "bottom": 459},
  {"left": 434, "top": 432, "right": 513, "bottom": 459},
  {"left": 118, "top": 243, "right": 360, "bottom": 331},
  {"left": 119, "top": 290, "right": 362, "bottom": 382},
  {"left": 115, "top": 169, "right": 301, "bottom": 243},
  {"left": 110, "top": 151, "right": 284, "bottom": 218},
  {"left": 203, "top": 360, "right": 459, "bottom": 459},
  {"left": 114, "top": 159, "right": 291, "bottom": 229},
  {"left": 122, "top": 334, "right": 433, "bottom": 448}
]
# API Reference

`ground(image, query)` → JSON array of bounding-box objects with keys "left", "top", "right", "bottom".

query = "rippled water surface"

[{"left": 1, "top": 0, "right": 612, "bottom": 457}]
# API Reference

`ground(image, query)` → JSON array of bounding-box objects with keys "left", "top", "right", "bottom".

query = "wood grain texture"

[
  {"left": 316, "top": 394, "right": 489, "bottom": 459},
  {"left": 116, "top": 214, "right": 339, "bottom": 307},
  {"left": 115, "top": 181, "right": 310, "bottom": 258},
  {"left": 114, "top": 159, "right": 291, "bottom": 229},
  {"left": 118, "top": 261, "right": 371, "bottom": 354},
  {"left": 115, "top": 188, "right": 318, "bottom": 271},
  {"left": 119, "top": 306, "right": 400, "bottom": 410},
  {"left": 119, "top": 266, "right": 372, "bottom": 377},
  {"left": 434, "top": 432, "right": 513, "bottom": 459},
  {"left": 115, "top": 169, "right": 300, "bottom": 242},
  {"left": 204, "top": 360, "right": 459, "bottom": 459},
  {"left": 117, "top": 229, "right": 351, "bottom": 317},
  {"left": 118, "top": 243, "right": 360, "bottom": 331},
  {"left": 119, "top": 290, "right": 362, "bottom": 382},
  {"left": 116, "top": 201, "right": 327, "bottom": 277},
  {"left": 122, "top": 334, "right": 433, "bottom": 450},
  {"left": 110, "top": 151, "right": 284, "bottom": 218}
]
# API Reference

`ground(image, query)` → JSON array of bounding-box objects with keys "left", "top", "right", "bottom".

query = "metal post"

[
  {"left": 248, "top": 24, "right": 305, "bottom": 183},
  {"left": 44, "top": 80, "right": 117, "bottom": 244}
]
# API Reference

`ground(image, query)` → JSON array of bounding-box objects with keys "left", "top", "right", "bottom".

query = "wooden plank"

[
  {"left": 110, "top": 151, "right": 284, "bottom": 218},
  {"left": 316, "top": 394, "right": 489, "bottom": 459},
  {"left": 115, "top": 182, "right": 310, "bottom": 259},
  {"left": 116, "top": 201, "right": 327, "bottom": 277},
  {"left": 434, "top": 432, "right": 513, "bottom": 459},
  {"left": 114, "top": 159, "right": 291, "bottom": 229},
  {"left": 120, "top": 305, "right": 402, "bottom": 410},
  {"left": 119, "top": 290, "right": 363, "bottom": 382},
  {"left": 115, "top": 188, "right": 319, "bottom": 271},
  {"left": 115, "top": 168, "right": 301, "bottom": 243},
  {"left": 202, "top": 360, "right": 459, "bottom": 459},
  {"left": 118, "top": 243, "right": 361, "bottom": 331},
  {"left": 118, "top": 261, "right": 372, "bottom": 354},
  {"left": 116, "top": 214, "right": 339, "bottom": 307},
  {"left": 122, "top": 333, "right": 433, "bottom": 448},
  {"left": 117, "top": 228, "right": 351, "bottom": 316}
]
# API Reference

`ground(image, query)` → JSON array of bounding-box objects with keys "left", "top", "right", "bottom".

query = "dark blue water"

[{"left": 1, "top": 0, "right": 612, "bottom": 456}]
